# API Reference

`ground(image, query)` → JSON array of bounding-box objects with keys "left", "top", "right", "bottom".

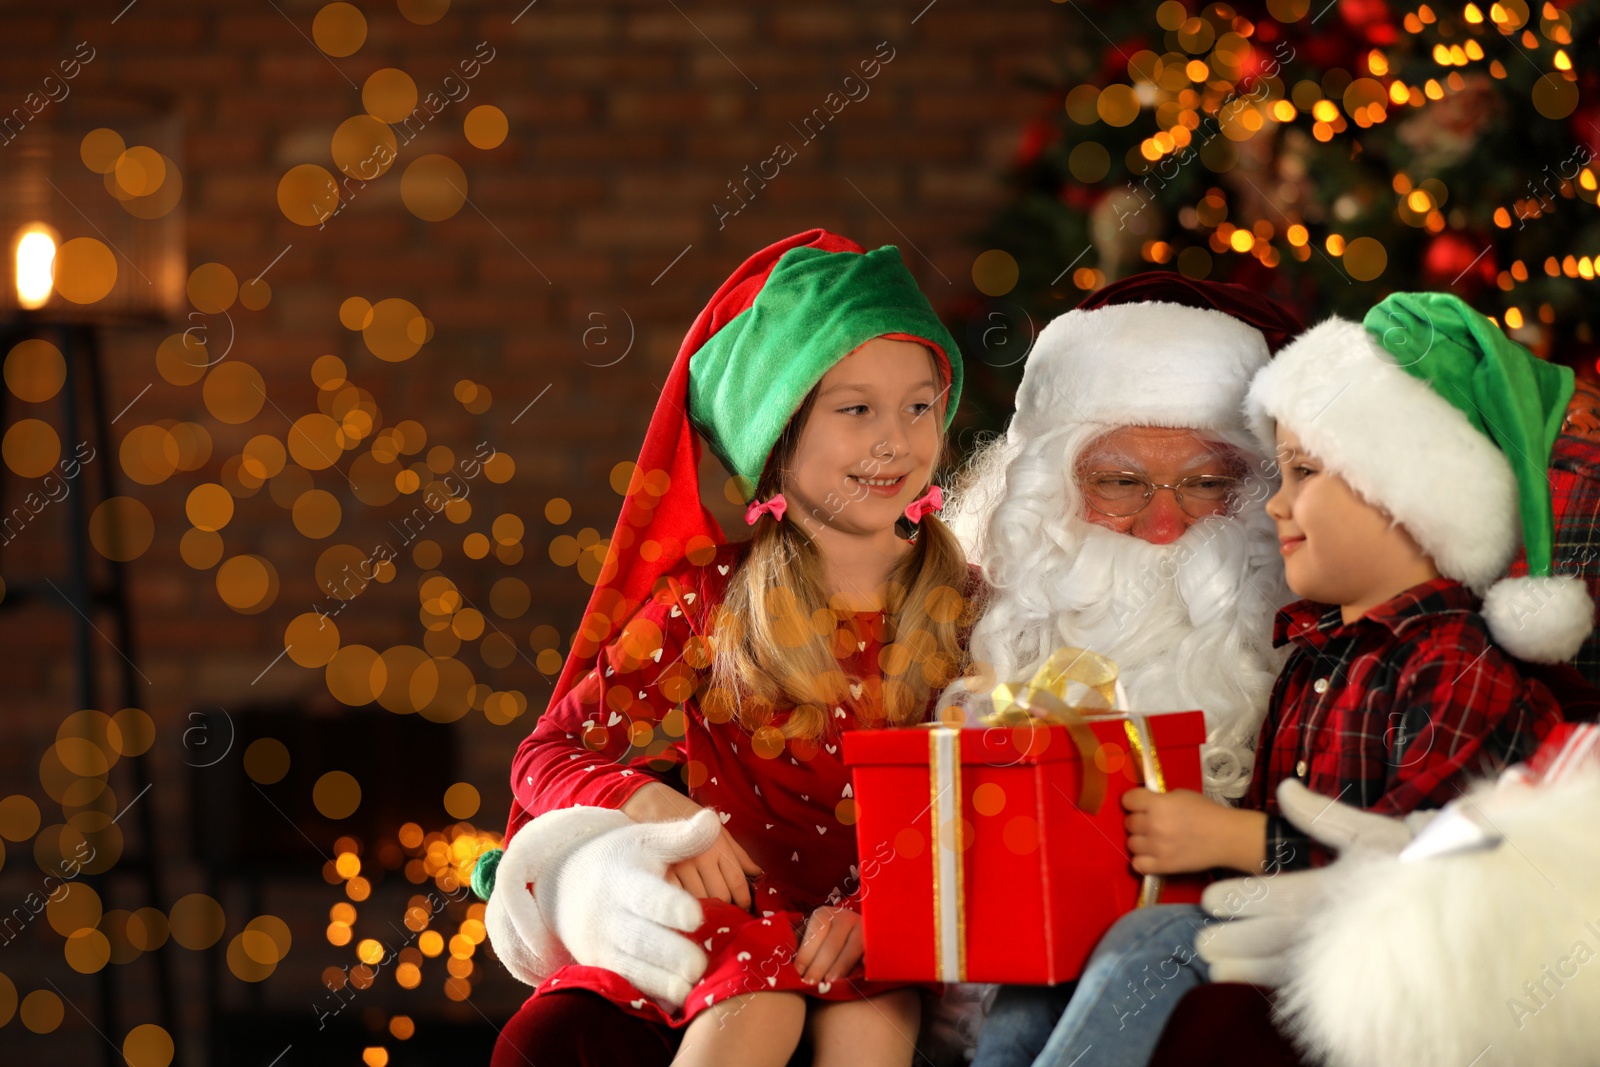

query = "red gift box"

[{"left": 842, "top": 712, "right": 1208, "bottom": 984}]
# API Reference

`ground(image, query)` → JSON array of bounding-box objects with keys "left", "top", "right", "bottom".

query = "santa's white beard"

[{"left": 969, "top": 509, "right": 1290, "bottom": 799}]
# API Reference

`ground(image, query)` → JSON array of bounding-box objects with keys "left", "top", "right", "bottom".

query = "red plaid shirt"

[
  {"left": 1509, "top": 432, "right": 1600, "bottom": 683},
  {"left": 1504, "top": 382, "right": 1600, "bottom": 683},
  {"left": 1248, "top": 578, "right": 1561, "bottom": 869}
]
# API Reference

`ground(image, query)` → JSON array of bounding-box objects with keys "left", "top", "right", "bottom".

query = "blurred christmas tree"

[{"left": 963, "top": 0, "right": 1598, "bottom": 424}]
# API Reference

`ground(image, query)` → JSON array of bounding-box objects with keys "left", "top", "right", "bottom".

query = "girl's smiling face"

[
  {"left": 782, "top": 337, "right": 944, "bottom": 538},
  {"left": 1265, "top": 424, "right": 1437, "bottom": 621}
]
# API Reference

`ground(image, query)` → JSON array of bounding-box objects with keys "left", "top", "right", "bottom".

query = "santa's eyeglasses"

[{"left": 1079, "top": 470, "right": 1241, "bottom": 519}]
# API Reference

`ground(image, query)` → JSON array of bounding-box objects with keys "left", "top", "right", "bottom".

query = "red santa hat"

[{"left": 1008, "top": 272, "right": 1303, "bottom": 444}]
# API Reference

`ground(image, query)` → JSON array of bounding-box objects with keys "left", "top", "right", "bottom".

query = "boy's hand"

[
  {"left": 1123, "top": 787, "right": 1267, "bottom": 875},
  {"left": 1196, "top": 779, "right": 1444, "bottom": 987},
  {"left": 793, "top": 906, "right": 863, "bottom": 984}
]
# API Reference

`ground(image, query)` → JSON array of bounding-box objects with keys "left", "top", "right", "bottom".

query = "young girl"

[{"left": 497, "top": 230, "right": 980, "bottom": 1066}]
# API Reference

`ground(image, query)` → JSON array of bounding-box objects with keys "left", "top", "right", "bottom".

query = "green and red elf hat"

[
  {"left": 1247, "top": 291, "right": 1592, "bottom": 663},
  {"left": 511, "top": 229, "right": 962, "bottom": 830}
]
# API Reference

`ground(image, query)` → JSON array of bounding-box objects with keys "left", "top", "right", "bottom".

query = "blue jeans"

[
  {"left": 974, "top": 904, "right": 1213, "bottom": 1067},
  {"left": 971, "top": 982, "right": 1078, "bottom": 1067}
]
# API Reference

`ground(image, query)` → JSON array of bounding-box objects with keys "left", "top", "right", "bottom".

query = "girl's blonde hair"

[{"left": 704, "top": 357, "right": 976, "bottom": 740}]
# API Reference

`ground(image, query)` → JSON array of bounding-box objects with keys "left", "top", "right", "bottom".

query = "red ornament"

[
  {"left": 1011, "top": 107, "right": 1062, "bottom": 168},
  {"left": 1339, "top": 0, "right": 1398, "bottom": 45},
  {"left": 1094, "top": 35, "right": 1151, "bottom": 85},
  {"left": 1569, "top": 98, "right": 1600, "bottom": 163},
  {"left": 1422, "top": 231, "right": 1496, "bottom": 294},
  {"left": 1059, "top": 183, "right": 1102, "bottom": 211}
]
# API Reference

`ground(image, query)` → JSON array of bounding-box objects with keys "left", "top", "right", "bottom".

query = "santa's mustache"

[
  {"left": 1024, "top": 509, "right": 1277, "bottom": 637},
  {"left": 960, "top": 506, "right": 1289, "bottom": 799}
]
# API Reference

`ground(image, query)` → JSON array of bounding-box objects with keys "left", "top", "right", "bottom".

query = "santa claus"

[
  {"left": 946, "top": 273, "right": 1302, "bottom": 798},
  {"left": 939, "top": 273, "right": 1304, "bottom": 1065}
]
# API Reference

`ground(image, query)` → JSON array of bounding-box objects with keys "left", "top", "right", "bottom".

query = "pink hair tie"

[
  {"left": 904, "top": 484, "right": 944, "bottom": 524},
  {"left": 745, "top": 494, "right": 787, "bottom": 526}
]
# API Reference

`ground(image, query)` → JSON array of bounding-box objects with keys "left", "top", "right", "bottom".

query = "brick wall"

[{"left": 0, "top": 0, "right": 1070, "bottom": 1056}]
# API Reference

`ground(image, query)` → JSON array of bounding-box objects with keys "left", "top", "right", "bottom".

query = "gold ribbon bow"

[
  {"left": 983, "top": 647, "right": 1171, "bottom": 912},
  {"left": 981, "top": 647, "right": 1127, "bottom": 815},
  {"left": 988, "top": 646, "right": 1121, "bottom": 720}
]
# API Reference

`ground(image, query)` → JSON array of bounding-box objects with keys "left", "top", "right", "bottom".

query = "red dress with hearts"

[{"left": 510, "top": 542, "right": 975, "bottom": 1025}]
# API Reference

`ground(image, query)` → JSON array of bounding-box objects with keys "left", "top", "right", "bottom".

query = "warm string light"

[
  {"left": 12, "top": 223, "right": 58, "bottom": 310},
  {"left": 322, "top": 820, "right": 501, "bottom": 1023},
  {"left": 1110, "top": 0, "right": 1592, "bottom": 306}
]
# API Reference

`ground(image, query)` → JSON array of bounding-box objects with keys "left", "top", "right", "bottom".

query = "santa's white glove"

[
  {"left": 1195, "top": 779, "right": 1435, "bottom": 986},
  {"left": 486, "top": 806, "right": 722, "bottom": 1008}
]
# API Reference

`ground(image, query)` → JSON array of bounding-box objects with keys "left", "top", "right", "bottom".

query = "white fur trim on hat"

[
  {"left": 1010, "top": 301, "right": 1271, "bottom": 441},
  {"left": 1482, "top": 574, "right": 1594, "bottom": 664},
  {"left": 1246, "top": 316, "right": 1520, "bottom": 593}
]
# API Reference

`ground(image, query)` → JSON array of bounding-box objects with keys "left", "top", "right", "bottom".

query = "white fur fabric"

[
  {"left": 1246, "top": 316, "right": 1520, "bottom": 593},
  {"left": 484, "top": 806, "right": 631, "bottom": 986},
  {"left": 1009, "top": 300, "right": 1272, "bottom": 442},
  {"left": 1482, "top": 574, "right": 1596, "bottom": 665},
  {"left": 1278, "top": 769, "right": 1600, "bottom": 1067},
  {"left": 946, "top": 417, "right": 1290, "bottom": 799}
]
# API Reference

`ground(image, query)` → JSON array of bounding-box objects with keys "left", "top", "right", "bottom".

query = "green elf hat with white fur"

[{"left": 1246, "top": 290, "right": 1593, "bottom": 663}]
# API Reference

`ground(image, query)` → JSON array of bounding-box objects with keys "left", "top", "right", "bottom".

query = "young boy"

[{"left": 987, "top": 292, "right": 1588, "bottom": 1067}]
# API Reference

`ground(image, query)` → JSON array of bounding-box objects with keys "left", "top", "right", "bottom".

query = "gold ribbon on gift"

[
  {"left": 925, "top": 648, "right": 1172, "bottom": 977},
  {"left": 989, "top": 646, "right": 1121, "bottom": 719},
  {"left": 985, "top": 647, "right": 1169, "bottom": 908},
  {"left": 982, "top": 647, "right": 1124, "bottom": 816},
  {"left": 1120, "top": 714, "right": 1167, "bottom": 908}
]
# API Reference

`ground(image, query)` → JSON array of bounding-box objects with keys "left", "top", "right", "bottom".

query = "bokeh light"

[
  {"left": 464, "top": 105, "right": 508, "bottom": 149},
  {"left": 285, "top": 612, "right": 340, "bottom": 669},
  {"left": 203, "top": 362, "right": 267, "bottom": 425},
  {"left": 80, "top": 128, "right": 125, "bottom": 173},
  {"left": 332, "top": 115, "right": 399, "bottom": 180},
  {"left": 277, "top": 164, "right": 340, "bottom": 227},
  {"left": 187, "top": 263, "right": 238, "bottom": 314},
  {"left": 4, "top": 340, "right": 65, "bottom": 403},
  {"left": 186, "top": 483, "right": 234, "bottom": 532},
  {"left": 400, "top": 155, "right": 468, "bottom": 222},
  {"left": 313, "top": 771, "right": 362, "bottom": 820},
  {"left": 312, "top": 2, "right": 366, "bottom": 57},
  {"left": 46, "top": 883, "right": 102, "bottom": 938},
  {"left": 243, "top": 738, "right": 291, "bottom": 785},
  {"left": 216, "top": 554, "right": 279, "bottom": 614},
  {"left": 155, "top": 333, "right": 209, "bottom": 386},
  {"left": 1343, "top": 236, "right": 1388, "bottom": 281},
  {"left": 122, "top": 1023, "right": 175, "bottom": 1067},
  {"left": 442, "top": 783, "right": 479, "bottom": 819},
  {"left": 20, "top": 989, "right": 63, "bottom": 1034},
  {"left": 362, "top": 299, "right": 430, "bottom": 362},
  {"left": 168, "top": 894, "right": 225, "bottom": 951},
  {"left": 64, "top": 927, "right": 112, "bottom": 974},
  {"left": 2, "top": 418, "right": 58, "bottom": 478},
  {"left": 88, "top": 497, "right": 154, "bottom": 562},
  {"left": 363, "top": 69, "right": 419, "bottom": 123},
  {"left": 970, "top": 249, "right": 1019, "bottom": 297},
  {"left": 399, "top": 0, "right": 450, "bottom": 24},
  {"left": 50, "top": 238, "right": 117, "bottom": 304}
]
